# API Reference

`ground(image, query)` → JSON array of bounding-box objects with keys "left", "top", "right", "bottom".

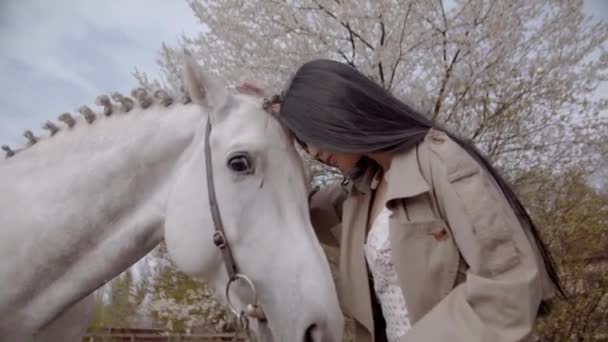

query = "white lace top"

[{"left": 364, "top": 207, "right": 411, "bottom": 341}]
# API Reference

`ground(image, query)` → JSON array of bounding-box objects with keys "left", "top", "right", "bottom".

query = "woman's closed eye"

[{"left": 295, "top": 137, "right": 311, "bottom": 154}]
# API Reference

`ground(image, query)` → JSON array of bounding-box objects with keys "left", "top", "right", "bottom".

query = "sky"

[
  {"left": 0, "top": 0, "right": 607, "bottom": 147},
  {"left": 0, "top": 0, "right": 201, "bottom": 146}
]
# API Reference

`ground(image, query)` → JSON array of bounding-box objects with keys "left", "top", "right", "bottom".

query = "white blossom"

[{"left": 136, "top": 0, "right": 608, "bottom": 189}]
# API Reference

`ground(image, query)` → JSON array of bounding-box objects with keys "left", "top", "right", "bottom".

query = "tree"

[
  {"left": 86, "top": 247, "right": 232, "bottom": 334},
  {"left": 144, "top": 243, "right": 232, "bottom": 334},
  {"left": 521, "top": 170, "right": 608, "bottom": 340},
  {"left": 88, "top": 269, "right": 147, "bottom": 329},
  {"left": 136, "top": 0, "right": 607, "bottom": 181}
]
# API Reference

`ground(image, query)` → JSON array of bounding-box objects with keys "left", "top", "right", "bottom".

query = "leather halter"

[
  {"left": 203, "top": 117, "right": 266, "bottom": 328},
  {"left": 204, "top": 118, "right": 237, "bottom": 278}
]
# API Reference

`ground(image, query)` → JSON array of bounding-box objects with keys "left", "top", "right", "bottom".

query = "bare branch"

[
  {"left": 388, "top": 3, "right": 413, "bottom": 90},
  {"left": 311, "top": 0, "right": 375, "bottom": 51},
  {"left": 432, "top": 49, "right": 461, "bottom": 120},
  {"left": 378, "top": 16, "right": 386, "bottom": 87}
]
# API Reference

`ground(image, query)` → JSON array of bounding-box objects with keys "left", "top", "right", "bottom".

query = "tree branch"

[
  {"left": 378, "top": 16, "right": 386, "bottom": 86},
  {"left": 312, "top": 0, "right": 375, "bottom": 51},
  {"left": 347, "top": 23, "right": 356, "bottom": 62},
  {"left": 388, "top": 3, "right": 413, "bottom": 90},
  {"left": 432, "top": 49, "right": 461, "bottom": 120}
]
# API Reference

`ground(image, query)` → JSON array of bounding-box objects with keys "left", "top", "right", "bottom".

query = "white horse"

[{"left": 0, "top": 55, "right": 343, "bottom": 342}]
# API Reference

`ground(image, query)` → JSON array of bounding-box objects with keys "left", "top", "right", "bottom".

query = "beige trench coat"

[{"left": 309, "top": 129, "right": 555, "bottom": 342}]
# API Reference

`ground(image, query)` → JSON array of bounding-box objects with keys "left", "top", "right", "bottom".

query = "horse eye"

[{"left": 227, "top": 153, "right": 253, "bottom": 174}]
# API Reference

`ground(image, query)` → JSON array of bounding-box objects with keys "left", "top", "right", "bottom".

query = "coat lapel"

[
  {"left": 339, "top": 193, "right": 374, "bottom": 336},
  {"left": 384, "top": 145, "right": 430, "bottom": 208}
]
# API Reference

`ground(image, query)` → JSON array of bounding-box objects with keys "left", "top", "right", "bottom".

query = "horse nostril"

[{"left": 305, "top": 323, "right": 318, "bottom": 342}]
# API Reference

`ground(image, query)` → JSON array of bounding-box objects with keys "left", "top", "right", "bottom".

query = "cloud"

[{"left": 0, "top": 0, "right": 200, "bottom": 145}]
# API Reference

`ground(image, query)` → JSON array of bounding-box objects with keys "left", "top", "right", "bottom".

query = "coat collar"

[
  {"left": 349, "top": 144, "right": 430, "bottom": 204},
  {"left": 384, "top": 144, "right": 430, "bottom": 205},
  {"left": 346, "top": 163, "right": 377, "bottom": 195}
]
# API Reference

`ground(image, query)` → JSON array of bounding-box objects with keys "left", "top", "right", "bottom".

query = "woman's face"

[
  {"left": 264, "top": 99, "right": 361, "bottom": 173},
  {"left": 303, "top": 143, "right": 361, "bottom": 174}
]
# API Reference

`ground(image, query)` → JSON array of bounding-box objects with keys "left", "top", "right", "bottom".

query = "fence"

[{"left": 82, "top": 328, "right": 246, "bottom": 341}]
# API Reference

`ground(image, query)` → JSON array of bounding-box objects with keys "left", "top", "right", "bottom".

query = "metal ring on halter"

[{"left": 225, "top": 273, "right": 267, "bottom": 320}]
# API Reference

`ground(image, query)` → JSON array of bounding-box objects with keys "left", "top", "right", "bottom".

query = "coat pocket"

[
  {"left": 389, "top": 218, "right": 460, "bottom": 322},
  {"left": 399, "top": 219, "right": 452, "bottom": 239}
]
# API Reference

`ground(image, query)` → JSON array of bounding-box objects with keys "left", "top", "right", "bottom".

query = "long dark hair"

[{"left": 279, "top": 59, "right": 565, "bottom": 311}]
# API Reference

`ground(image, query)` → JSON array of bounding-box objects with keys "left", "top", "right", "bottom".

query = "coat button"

[{"left": 431, "top": 228, "right": 449, "bottom": 241}]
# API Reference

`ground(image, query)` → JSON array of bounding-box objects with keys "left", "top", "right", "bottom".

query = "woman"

[{"left": 260, "top": 59, "right": 563, "bottom": 342}]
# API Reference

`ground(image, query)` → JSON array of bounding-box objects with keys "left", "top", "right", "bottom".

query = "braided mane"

[{"left": 2, "top": 87, "right": 192, "bottom": 159}]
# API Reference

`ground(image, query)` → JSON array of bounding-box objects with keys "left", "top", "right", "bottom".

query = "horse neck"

[{"left": 0, "top": 100, "right": 204, "bottom": 334}]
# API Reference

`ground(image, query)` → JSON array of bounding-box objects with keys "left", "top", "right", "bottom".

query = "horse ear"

[{"left": 182, "top": 52, "right": 229, "bottom": 112}]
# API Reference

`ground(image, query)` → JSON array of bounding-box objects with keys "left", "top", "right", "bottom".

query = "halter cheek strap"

[
  {"left": 203, "top": 117, "right": 266, "bottom": 325},
  {"left": 204, "top": 118, "right": 238, "bottom": 278}
]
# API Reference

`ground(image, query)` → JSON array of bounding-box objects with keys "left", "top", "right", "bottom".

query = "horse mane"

[
  {"left": 2, "top": 87, "right": 192, "bottom": 159},
  {"left": 2, "top": 81, "right": 283, "bottom": 160}
]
